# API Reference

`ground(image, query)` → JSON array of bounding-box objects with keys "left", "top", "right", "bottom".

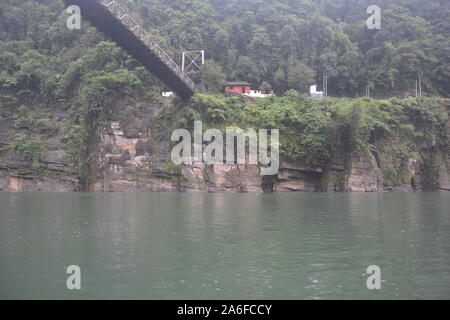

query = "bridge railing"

[{"left": 99, "top": 0, "right": 195, "bottom": 91}]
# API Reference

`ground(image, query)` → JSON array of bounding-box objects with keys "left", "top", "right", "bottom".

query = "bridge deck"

[{"left": 64, "top": 0, "right": 195, "bottom": 99}]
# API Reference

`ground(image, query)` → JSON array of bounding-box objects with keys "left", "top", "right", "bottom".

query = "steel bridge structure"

[{"left": 64, "top": 0, "right": 196, "bottom": 99}]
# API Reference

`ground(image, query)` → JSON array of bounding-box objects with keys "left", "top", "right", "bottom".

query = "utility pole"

[
  {"left": 418, "top": 75, "right": 422, "bottom": 97},
  {"left": 323, "top": 73, "right": 328, "bottom": 98},
  {"left": 323, "top": 74, "right": 325, "bottom": 98},
  {"left": 415, "top": 79, "right": 418, "bottom": 97}
]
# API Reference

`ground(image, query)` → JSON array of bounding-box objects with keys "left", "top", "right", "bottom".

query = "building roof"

[{"left": 224, "top": 81, "right": 251, "bottom": 86}]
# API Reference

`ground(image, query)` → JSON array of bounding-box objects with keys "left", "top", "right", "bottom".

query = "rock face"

[
  {"left": 274, "top": 160, "right": 322, "bottom": 192},
  {"left": 87, "top": 101, "right": 264, "bottom": 193},
  {"left": 94, "top": 114, "right": 397, "bottom": 193},
  {"left": 90, "top": 101, "right": 179, "bottom": 192},
  {"left": 91, "top": 110, "right": 448, "bottom": 193},
  {"left": 439, "top": 159, "right": 450, "bottom": 191},
  {"left": 438, "top": 102, "right": 450, "bottom": 191},
  {"left": 0, "top": 106, "right": 79, "bottom": 192},
  {"left": 345, "top": 156, "right": 382, "bottom": 192},
  {"left": 273, "top": 156, "right": 382, "bottom": 193},
  {"left": 93, "top": 122, "right": 263, "bottom": 193},
  {"left": 0, "top": 99, "right": 448, "bottom": 193}
]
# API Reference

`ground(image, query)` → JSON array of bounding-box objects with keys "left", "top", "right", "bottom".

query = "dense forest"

[{"left": 0, "top": 0, "right": 449, "bottom": 100}]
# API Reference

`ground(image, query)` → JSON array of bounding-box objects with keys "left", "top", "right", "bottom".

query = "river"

[{"left": 0, "top": 192, "right": 449, "bottom": 299}]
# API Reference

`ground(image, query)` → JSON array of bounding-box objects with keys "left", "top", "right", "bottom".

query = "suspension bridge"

[{"left": 64, "top": 0, "right": 196, "bottom": 99}]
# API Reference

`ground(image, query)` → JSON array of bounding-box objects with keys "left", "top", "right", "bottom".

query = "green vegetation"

[
  {"left": 57, "top": 41, "right": 162, "bottom": 188},
  {"left": 0, "top": 1, "right": 163, "bottom": 187},
  {"left": 12, "top": 136, "right": 46, "bottom": 169},
  {"left": 126, "top": 0, "right": 449, "bottom": 97},
  {"left": 0, "top": 1, "right": 448, "bottom": 190},
  {"left": 158, "top": 93, "right": 448, "bottom": 188},
  {"left": 12, "top": 105, "right": 58, "bottom": 136},
  {"left": 0, "top": 0, "right": 449, "bottom": 100}
]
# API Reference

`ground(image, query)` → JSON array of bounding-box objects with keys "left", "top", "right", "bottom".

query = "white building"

[
  {"left": 245, "top": 90, "right": 273, "bottom": 98},
  {"left": 309, "top": 85, "right": 324, "bottom": 99}
]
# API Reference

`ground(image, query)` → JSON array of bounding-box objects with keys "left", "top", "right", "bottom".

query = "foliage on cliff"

[
  {"left": 159, "top": 93, "right": 448, "bottom": 187},
  {"left": 58, "top": 41, "right": 162, "bottom": 187}
]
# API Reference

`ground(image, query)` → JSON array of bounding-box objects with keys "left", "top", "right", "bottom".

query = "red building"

[{"left": 224, "top": 81, "right": 251, "bottom": 95}]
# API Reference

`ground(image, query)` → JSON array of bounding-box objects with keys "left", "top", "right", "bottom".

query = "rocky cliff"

[
  {"left": 0, "top": 105, "right": 79, "bottom": 191},
  {"left": 0, "top": 98, "right": 449, "bottom": 193}
]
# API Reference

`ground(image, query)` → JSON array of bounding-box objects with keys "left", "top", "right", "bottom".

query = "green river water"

[{"left": 0, "top": 192, "right": 449, "bottom": 299}]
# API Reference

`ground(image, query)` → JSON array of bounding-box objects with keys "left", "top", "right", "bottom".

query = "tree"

[
  {"left": 260, "top": 81, "right": 272, "bottom": 93},
  {"left": 198, "top": 59, "right": 226, "bottom": 93},
  {"left": 287, "top": 62, "right": 316, "bottom": 93},
  {"left": 234, "top": 56, "right": 259, "bottom": 85}
]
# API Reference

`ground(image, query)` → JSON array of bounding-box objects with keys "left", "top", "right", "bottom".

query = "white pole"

[
  {"left": 323, "top": 74, "right": 325, "bottom": 97},
  {"left": 415, "top": 80, "right": 418, "bottom": 97},
  {"left": 182, "top": 52, "right": 185, "bottom": 72},
  {"left": 419, "top": 75, "right": 422, "bottom": 97}
]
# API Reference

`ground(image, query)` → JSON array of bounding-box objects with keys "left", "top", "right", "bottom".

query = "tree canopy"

[{"left": 0, "top": 0, "right": 448, "bottom": 98}]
